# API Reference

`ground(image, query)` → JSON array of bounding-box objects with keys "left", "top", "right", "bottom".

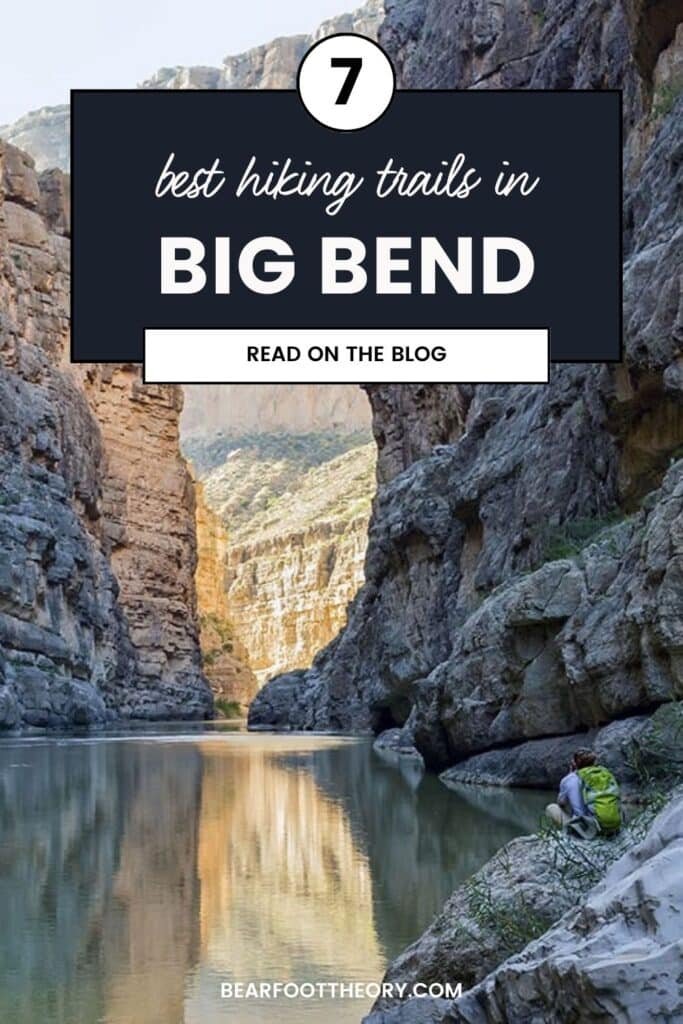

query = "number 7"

[{"left": 331, "top": 57, "right": 363, "bottom": 104}]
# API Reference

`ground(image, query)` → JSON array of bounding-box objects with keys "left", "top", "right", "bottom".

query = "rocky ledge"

[{"left": 364, "top": 783, "right": 683, "bottom": 1024}]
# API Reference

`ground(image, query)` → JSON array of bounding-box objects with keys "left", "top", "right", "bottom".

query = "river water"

[{"left": 0, "top": 726, "right": 548, "bottom": 1023}]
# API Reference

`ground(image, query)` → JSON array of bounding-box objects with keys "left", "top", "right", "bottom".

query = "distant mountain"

[
  {"left": 181, "top": 384, "right": 371, "bottom": 449},
  {"left": 0, "top": 0, "right": 383, "bottom": 172}
]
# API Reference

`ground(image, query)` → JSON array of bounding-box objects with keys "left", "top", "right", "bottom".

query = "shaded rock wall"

[
  {"left": 250, "top": 2, "right": 683, "bottom": 761},
  {"left": 364, "top": 385, "right": 469, "bottom": 486},
  {"left": 0, "top": 141, "right": 211, "bottom": 726}
]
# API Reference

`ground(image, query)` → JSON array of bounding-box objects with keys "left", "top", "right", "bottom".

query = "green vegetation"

[
  {"left": 464, "top": 860, "right": 550, "bottom": 955},
  {"left": 195, "top": 440, "right": 376, "bottom": 541},
  {"left": 538, "top": 704, "right": 683, "bottom": 896},
  {"left": 184, "top": 429, "right": 372, "bottom": 476},
  {"left": 344, "top": 496, "right": 373, "bottom": 522},
  {"left": 531, "top": 9, "right": 546, "bottom": 31},
  {"left": 200, "top": 612, "right": 235, "bottom": 668},
  {"left": 669, "top": 443, "right": 683, "bottom": 466},
  {"left": 651, "top": 80, "right": 682, "bottom": 121},
  {"left": 214, "top": 698, "right": 243, "bottom": 719},
  {"left": 538, "top": 790, "right": 671, "bottom": 896},
  {"left": 623, "top": 701, "right": 683, "bottom": 796},
  {"left": 542, "top": 510, "right": 628, "bottom": 562}
]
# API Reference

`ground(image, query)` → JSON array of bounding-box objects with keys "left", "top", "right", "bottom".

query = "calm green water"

[{"left": 0, "top": 727, "right": 548, "bottom": 1023}]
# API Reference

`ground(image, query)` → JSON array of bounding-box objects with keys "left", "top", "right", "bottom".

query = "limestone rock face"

[
  {"left": 448, "top": 792, "right": 683, "bottom": 1023},
  {"left": 192, "top": 437, "right": 375, "bottom": 689},
  {"left": 439, "top": 700, "right": 683, "bottom": 793},
  {"left": 364, "top": 790, "right": 683, "bottom": 1024},
  {"left": 250, "top": 2, "right": 683, "bottom": 754},
  {"left": 194, "top": 481, "right": 257, "bottom": 706},
  {"left": 0, "top": 141, "right": 211, "bottom": 726},
  {"left": 0, "top": 106, "right": 69, "bottom": 175},
  {"left": 72, "top": 363, "right": 212, "bottom": 717},
  {"left": 181, "top": 383, "right": 370, "bottom": 442},
  {"left": 146, "top": 0, "right": 383, "bottom": 90},
  {"left": 0, "top": 0, "right": 384, "bottom": 173}
]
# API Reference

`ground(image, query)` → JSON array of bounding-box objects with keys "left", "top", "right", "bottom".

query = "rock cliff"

[
  {"left": 0, "top": 106, "right": 69, "bottom": 176},
  {"left": 181, "top": 383, "right": 371, "bottom": 443},
  {"left": 249, "top": 0, "right": 683, "bottom": 771},
  {"left": 187, "top": 428, "right": 375, "bottom": 691},
  {"left": 221, "top": 442, "right": 375, "bottom": 685},
  {"left": 0, "top": 0, "right": 384, "bottom": 173},
  {"left": 144, "top": 0, "right": 384, "bottom": 91},
  {"left": 194, "top": 480, "right": 257, "bottom": 706},
  {"left": 0, "top": 141, "right": 211, "bottom": 727}
]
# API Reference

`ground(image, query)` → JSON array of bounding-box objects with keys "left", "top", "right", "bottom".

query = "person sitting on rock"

[{"left": 545, "top": 748, "right": 622, "bottom": 839}]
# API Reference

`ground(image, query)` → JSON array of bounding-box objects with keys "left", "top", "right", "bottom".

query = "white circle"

[{"left": 297, "top": 34, "right": 395, "bottom": 132}]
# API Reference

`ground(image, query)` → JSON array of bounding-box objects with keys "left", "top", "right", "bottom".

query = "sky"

[{"left": 0, "top": 0, "right": 360, "bottom": 125}]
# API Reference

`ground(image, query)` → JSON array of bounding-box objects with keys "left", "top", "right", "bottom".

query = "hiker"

[{"left": 545, "top": 748, "right": 621, "bottom": 838}]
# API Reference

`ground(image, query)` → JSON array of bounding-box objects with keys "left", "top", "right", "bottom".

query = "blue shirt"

[{"left": 558, "top": 770, "right": 590, "bottom": 818}]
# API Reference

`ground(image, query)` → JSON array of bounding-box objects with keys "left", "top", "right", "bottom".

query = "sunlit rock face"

[
  {"left": 194, "top": 480, "right": 257, "bottom": 705},
  {"left": 181, "top": 383, "right": 371, "bottom": 441},
  {"left": 72, "top": 363, "right": 212, "bottom": 717},
  {"left": 219, "top": 442, "right": 375, "bottom": 686},
  {"left": 0, "top": 0, "right": 384, "bottom": 173},
  {"left": 0, "top": 141, "right": 211, "bottom": 725},
  {"left": 185, "top": 420, "right": 375, "bottom": 691}
]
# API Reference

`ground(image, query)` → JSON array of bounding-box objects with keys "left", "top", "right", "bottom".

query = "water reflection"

[{"left": 0, "top": 732, "right": 548, "bottom": 1024}]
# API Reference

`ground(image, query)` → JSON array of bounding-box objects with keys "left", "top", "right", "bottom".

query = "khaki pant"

[
  {"left": 545, "top": 803, "right": 600, "bottom": 839},
  {"left": 545, "top": 802, "right": 571, "bottom": 829}
]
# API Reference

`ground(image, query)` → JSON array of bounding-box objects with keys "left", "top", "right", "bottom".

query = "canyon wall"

[
  {"left": 250, "top": 2, "right": 683, "bottom": 768},
  {"left": 144, "top": 0, "right": 384, "bottom": 91},
  {"left": 0, "top": 1, "right": 381, "bottom": 714},
  {"left": 189, "top": 430, "right": 375, "bottom": 693},
  {"left": 194, "top": 481, "right": 257, "bottom": 705},
  {"left": 0, "top": 0, "right": 384, "bottom": 173},
  {"left": 220, "top": 443, "right": 375, "bottom": 685},
  {"left": 182, "top": 384, "right": 370, "bottom": 442},
  {"left": 0, "top": 140, "right": 211, "bottom": 727}
]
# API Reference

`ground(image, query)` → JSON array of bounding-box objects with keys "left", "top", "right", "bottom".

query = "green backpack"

[{"left": 578, "top": 765, "right": 621, "bottom": 833}]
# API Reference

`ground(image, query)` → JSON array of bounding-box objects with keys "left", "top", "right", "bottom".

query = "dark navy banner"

[{"left": 71, "top": 88, "right": 621, "bottom": 367}]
